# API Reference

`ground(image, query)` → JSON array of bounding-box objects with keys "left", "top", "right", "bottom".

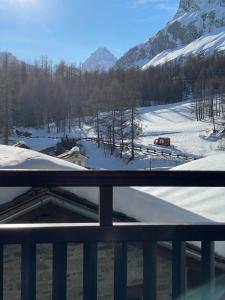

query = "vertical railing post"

[
  {"left": 201, "top": 241, "right": 215, "bottom": 300},
  {"left": 21, "top": 242, "right": 36, "bottom": 300},
  {"left": 114, "top": 242, "right": 127, "bottom": 300},
  {"left": 99, "top": 186, "right": 113, "bottom": 226},
  {"left": 143, "top": 241, "right": 157, "bottom": 300},
  {"left": 52, "top": 242, "right": 67, "bottom": 300},
  {"left": 83, "top": 242, "right": 97, "bottom": 300},
  {"left": 172, "top": 241, "right": 186, "bottom": 299},
  {"left": 0, "top": 244, "right": 3, "bottom": 300}
]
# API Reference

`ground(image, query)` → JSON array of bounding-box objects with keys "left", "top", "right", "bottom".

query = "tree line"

[{"left": 0, "top": 51, "right": 225, "bottom": 155}]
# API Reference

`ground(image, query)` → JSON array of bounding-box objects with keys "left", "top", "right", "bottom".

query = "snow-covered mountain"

[
  {"left": 82, "top": 48, "right": 117, "bottom": 71},
  {"left": 115, "top": 0, "right": 225, "bottom": 69}
]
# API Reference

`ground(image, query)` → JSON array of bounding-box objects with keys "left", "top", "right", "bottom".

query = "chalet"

[
  {"left": 13, "top": 140, "right": 31, "bottom": 149},
  {"left": 0, "top": 146, "right": 225, "bottom": 299},
  {"left": 57, "top": 146, "right": 87, "bottom": 167}
]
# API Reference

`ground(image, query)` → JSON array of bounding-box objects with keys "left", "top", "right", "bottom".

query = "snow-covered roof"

[
  {"left": 0, "top": 145, "right": 84, "bottom": 204},
  {"left": 0, "top": 145, "right": 225, "bottom": 256},
  {"left": 0, "top": 145, "right": 225, "bottom": 222},
  {"left": 58, "top": 146, "right": 87, "bottom": 160}
]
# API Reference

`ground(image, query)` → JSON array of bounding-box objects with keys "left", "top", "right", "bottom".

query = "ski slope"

[
  {"left": 81, "top": 101, "right": 223, "bottom": 169},
  {"left": 138, "top": 101, "right": 222, "bottom": 157}
]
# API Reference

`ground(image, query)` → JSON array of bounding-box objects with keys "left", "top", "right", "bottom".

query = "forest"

[{"left": 0, "top": 52, "right": 225, "bottom": 155}]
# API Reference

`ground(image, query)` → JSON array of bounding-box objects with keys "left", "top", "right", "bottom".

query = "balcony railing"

[{"left": 0, "top": 170, "right": 225, "bottom": 300}]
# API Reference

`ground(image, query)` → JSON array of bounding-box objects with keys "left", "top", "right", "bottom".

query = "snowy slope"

[
  {"left": 81, "top": 101, "right": 222, "bottom": 169},
  {"left": 138, "top": 101, "right": 222, "bottom": 157},
  {"left": 115, "top": 0, "right": 225, "bottom": 69},
  {"left": 9, "top": 101, "right": 224, "bottom": 170},
  {"left": 143, "top": 29, "right": 225, "bottom": 68},
  {"left": 82, "top": 48, "right": 117, "bottom": 71}
]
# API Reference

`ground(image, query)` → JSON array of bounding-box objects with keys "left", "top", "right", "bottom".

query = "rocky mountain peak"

[
  {"left": 178, "top": 0, "right": 225, "bottom": 12},
  {"left": 178, "top": 0, "right": 200, "bottom": 12},
  {"left": 115, "top": 0, "right": 225, "bottom": 69},
  {"left": 82, "top": 48, "right": 117, "bottom": 72}
]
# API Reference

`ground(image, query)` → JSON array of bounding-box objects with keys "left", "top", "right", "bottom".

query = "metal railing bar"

[
  {"left": 52, "top": 242, "right": 67, "bottom": 300},
  {"left": 143, "top": 241, "right": 157, "bottom": 300},
  {"left": 83, "top": 242, "right": 97, "bottom": 300},
  {"left": 0, "top": 224, "right": 224, "bottom": 243},
  {"left": 172, "top": 241, "right": 186, "bottom": 299},
  {"left": 0, "top": 245, "right": 3, "bottom": 300},
  {"left": 201, "top": 241, "right": 215, "bottom": 300},
  {"left": 99, "top": 186, "right": 113, "bottom": 226},
  {"left": 114, "top": 242, "right": 127, "bottom": 300},
  {"left": 21, "top": 242, "right": 36, "bottom": 300},
  {"left": 0, "top": 170, "right": 225, "bottom": 187},
  {"left": 0, "top": 170, "right": 222, "bottom": 300}
]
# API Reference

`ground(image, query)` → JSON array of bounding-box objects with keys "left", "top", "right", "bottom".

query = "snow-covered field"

[
  {"left": 138, "top": 101, "right": 222, "bottom": 157},
  {"left": 83, "top": 101, "right": 224, "bottom": 169},
  {"left": 6, "top": 100, "right": 225, "bottom": 170}
]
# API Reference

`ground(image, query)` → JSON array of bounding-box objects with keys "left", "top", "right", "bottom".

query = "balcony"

[{"left": 0, "top": 170, "right": 224, "bottom": 300}]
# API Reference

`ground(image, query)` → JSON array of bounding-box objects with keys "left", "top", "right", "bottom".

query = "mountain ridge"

[{"left": 115, "top": 0, "right": 225, "bottom": 69}]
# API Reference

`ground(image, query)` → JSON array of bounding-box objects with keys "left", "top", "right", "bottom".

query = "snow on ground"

[
  {"left": 73, "top": 101, "right": 225, "bottom": 169},
  {"left": 83, "top": 100, "right": 224, "bottom": 169},
  {"left": 83, "top": 141, "right": 178, "bottom": 170},
  {"left": 9, "top": 125, "right": 90, "bottom": 151},
  {"left": 82, "top": 100, "right": 225, "bottom": 169},
  {"left": 138, "top": 101, "right": 222, "bottom": 157},
  {"left": 142, "top": 29, "right": 225, "bottom": 68},
  {"left": 4, "top": 100, "right": 225, "bottom": 170}
]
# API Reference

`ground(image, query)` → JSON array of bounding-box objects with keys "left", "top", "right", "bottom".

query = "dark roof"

[{"left": 0, "top": 187, "right": 134, "bottom": 223}]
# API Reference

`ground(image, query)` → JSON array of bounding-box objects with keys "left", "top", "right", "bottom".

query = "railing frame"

[{"left": 0, "top": 170, "right": 224, "bottom": 300}]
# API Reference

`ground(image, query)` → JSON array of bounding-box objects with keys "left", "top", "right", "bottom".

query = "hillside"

[
  {"left": 8, "top": 101, "right": 225, "bottom": 170},
  {"left": 137, "top": 101, "right": 222, "bottom": 156},
  {"left": 115, "top": 0, "right": 225, "bottom": 69}
]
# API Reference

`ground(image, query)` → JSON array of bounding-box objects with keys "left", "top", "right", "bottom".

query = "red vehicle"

[{"left": 154, "top": 137, "right": 171, "bottom": 147}]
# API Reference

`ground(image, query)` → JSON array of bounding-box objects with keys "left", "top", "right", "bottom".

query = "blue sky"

[{"left": 0, "top": 0, "right": 179, "bottom": 64}]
